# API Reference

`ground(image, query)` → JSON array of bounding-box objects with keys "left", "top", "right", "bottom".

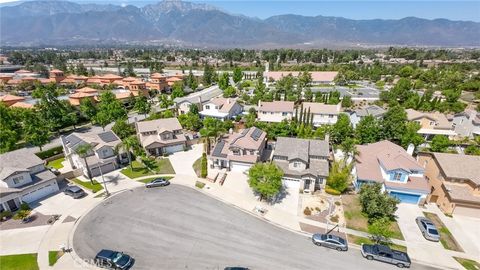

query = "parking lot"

[{"left": 73, "top": 185, "right": 435, "bottom": 270}]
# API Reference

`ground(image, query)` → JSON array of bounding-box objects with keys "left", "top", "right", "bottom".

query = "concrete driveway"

[
  {"left": 451, "top": 215, "right": 480, "bottom": 258},
  {"left": 168, "top": 143, "right": 203, "bottom": 177},
  {"left": 73, "top": 185, "right": 434, "bottom": 270},
  {"left": 396, "top": 203, "right": 461, "bottom": 269}
]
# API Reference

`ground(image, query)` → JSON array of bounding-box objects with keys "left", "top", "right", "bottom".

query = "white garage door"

[
  {"left": 283, "top": 178, "right": 301, "bottom": 189},
  {"left": 230, "top": 162, "right": 252, "bottom": 172},
  {"left": 90, "top": 162, "right": 116, "bottom": 177},
  {"left": 22, "top": 183, "right": 59, "bottom": 203},
  {"left": 454, "top": 206, "right": 480, "bottom": 217},
  {"left": 164, "top": 144, "right": 184, "bottom": 154}
]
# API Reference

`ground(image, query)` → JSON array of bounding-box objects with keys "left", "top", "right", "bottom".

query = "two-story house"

[
  {"left": 347, "top": 104, "right": 386, "bottom": 128},
  {"left": 406, "top": 109, "right": 456, "bottom": 140},
  {"left": 199, "top": 97, "right": 243, "bottom": 120},
  {"left": 273, "top": 137, "right": 330, "bottom": 193},
  {"left": 417, "top": 152, "right": 480, "bottom": 217},
  {"left": 61, "top": 131, "right": 127, "bottom": 177},
  {"left": 257, "top": 101, "right": 295, "bottom": 123},
  {"left": 302, "top": 102, "right": 341, "bottom": 126},
  {"left": 174, "top": 85, "right": 223, "bottom": 115},
  {"left": 136, "top": 118, "right": 187, "bottom": 156},
  {"left": 451, "top": 109, "right": 480, "bottom": 139},
  {"left": 209, "top": 127, "right": 267, "bottom": 172},
  {"left": 0, "top": 148, "right": 59, "bottom": 211},
  {"left": 353, "top": 140, "right": 430, "bottom": 204}
]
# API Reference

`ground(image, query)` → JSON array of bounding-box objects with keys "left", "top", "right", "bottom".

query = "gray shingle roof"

[
  {"left": 0, "top": 148, "right": 44, "bottom": 180},
  {"left": 274, "top": 137, "right": 329, "bottom": 162}
]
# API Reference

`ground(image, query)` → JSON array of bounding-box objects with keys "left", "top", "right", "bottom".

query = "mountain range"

[{"left": 1, "top": 0, "right": 479, "bottom": 48}]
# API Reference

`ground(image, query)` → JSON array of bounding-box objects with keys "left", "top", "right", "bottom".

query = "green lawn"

[
  {"left": 454, "top": 257, "right": 480, "bottom": 270},
  {"left": 47, "top": 157, "right": 65, "bottom": 169},
  {"left": 121, "top": 158, "right": 175, "bottom": 179},
  {"left": 423, "top": 212, "right": 463, "bottom": 252},
  {"left": 343, "top": 194, "right": 404, "bottom": 240},
  {"left": 347, "top": 234, "right": 407, "bottom": 252},
  {"left": 72, "top": 178, "right": 103, "bottom": 193},
  {"left": 48, "top": 251, "right": 63, "bottom": 266},
  {"left": 137, "top": 176, "right": 173, "bottom": 184},
  {"left": 0, "top": 254, "right": 39, "bottom": 270}
]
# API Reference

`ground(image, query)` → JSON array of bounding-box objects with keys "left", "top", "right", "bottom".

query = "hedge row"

[{"left": 35, "top": 146, "right": 63, "bottom": 160}]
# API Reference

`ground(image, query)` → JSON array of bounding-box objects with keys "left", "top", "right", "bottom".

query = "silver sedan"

[
  {"left": 312, "top": 233, "right": 348, "bottom": 251},
  {"left": 415, "top": 216, "right": 440, "bottom": 242}
]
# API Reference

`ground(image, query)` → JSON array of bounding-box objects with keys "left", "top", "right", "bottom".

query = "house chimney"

[{"left": 406, "top": 143, "right": 415, "bottom": 156}]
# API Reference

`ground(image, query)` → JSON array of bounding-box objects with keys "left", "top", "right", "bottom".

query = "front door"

[
  {"left": 304, "top": 179, "right": 311, "bottom": 190},
  {"left": 7, "top": 199, "right": 18, "bottom": 211}
]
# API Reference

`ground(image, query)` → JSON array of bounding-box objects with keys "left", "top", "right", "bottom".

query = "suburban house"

[
  {"left": 257, "top": 101, "right": 295, "bottom": 123},
  {"left": 61, "top": 131, "right": 128, "bottom": 177},
  {"left": 264, "top": 71, "right": 338, "bottom": 85},
  {"left": 417, "top": 152, "right": 480, "bottom": 217},
  {"left": 146, "top": 73, "right": 169, "bottom": 92},
  {"left": 0, "top": 94, "right": 26, "bottom": 106},
  {"left": 49, "top": 69, "right": 65, "bottom": 83},
  {"left": 353, "top": 140, "right": 430, "bottom": 204},
  {"left": 302, "top": 102, "right": 341, "bottom": 126},
  {"left": 209, "top": 127, "right": 267, "bottom": 172},
  {"left": 136, "top": 118, "right": 187, "bottom": 156},
  {"left": 348, "top": 104, "right": 386, "bottom": 128},
  {"left": 174, "top": 85, "right": 223, "bottom": 115},
  {"left": 199, "top": 97, "right": 243, "bottom": 120},
  {"left": 451, "top": 109, "right": 480, "bottom": 139},
  {"left": 272, "top": 137, "right": 330, "bottom": 193},
  {"left": 406, "top": 109, "right": 456, "bottom": 140},
  {"left": 0, "top": 148, "right": 59, "bottom": 211}
]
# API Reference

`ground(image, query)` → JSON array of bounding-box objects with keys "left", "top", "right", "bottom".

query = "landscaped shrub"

[
  {"left": 0, "top": 211, "right": 12, "bottom": 220},
  {"left": 325, "top": 187, "right": 341, "bottom": 196},
  {"left": 200, "top": 153, "right": 207, "bottom": 178},
  {"left": 35, "top": 146, "right": 63, "bottom": 160},
  {"left": 303, "top": 207, "right": 312, "bottom": 216},
  {"left": 195, "top": 181, "right": 206, "bottom": 189},
  {"left": 330, "top": 215, "right": 339, "bottom": 223},
  {"left": 20, "top": 202, "right": 31, "bottom": 211},
  {"left": 13, "top": 210, "right": 31, "bottom": 220},
  {"left": 315, "top": 207, "right": 321, "bottom": 211},
  {"left": 335, "top": 201, "right": 341, "bottom": 206}
]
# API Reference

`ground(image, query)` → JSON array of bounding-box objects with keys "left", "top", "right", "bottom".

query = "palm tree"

[
  {"left": 199, "top": 117, "right": 226, "bottom": 154},
  {"left": 75, "top": 143, "right": 94, "bottom": 184},
  {"left": 116, "top": 135, "right": 141, "bottom": 170},
  {"left": 339, "top": 137, "right": 358, "bottom": 165}
]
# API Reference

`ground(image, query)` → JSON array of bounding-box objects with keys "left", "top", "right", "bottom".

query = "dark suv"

[
  {"left": 64, "top": 186, "right": 87, "bottom": 199},
  {"left": 94, "top": 249, "right": 133, "bottom": 269}
]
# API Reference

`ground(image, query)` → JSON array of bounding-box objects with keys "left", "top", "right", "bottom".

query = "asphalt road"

[{"left": 73, "top": 185, "right": 436, "bottom": 270}]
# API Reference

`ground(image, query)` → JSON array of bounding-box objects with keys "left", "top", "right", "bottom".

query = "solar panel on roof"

[
  {"left": 98, "top": 131, "right": 118, "bottom": 143},
  {"left": 66, "top": 134, "right": 81, "bottom": 145},
  {"left": 212, "top": 141, "right": 227, "bottom": 158},
  {"left": 251, "top": 128, "right": 262, "bottom": 141}
]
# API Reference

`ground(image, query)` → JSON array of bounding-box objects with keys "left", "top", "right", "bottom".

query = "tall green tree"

[
  {"left": 96, "top": 91, "right": 127, "bottom": 123},
  {"left": 116, "top": 135, "right": 141, "bottom": 170},
  {"left": 368, "top": 217, "right": 395, "bottom": 244},
  {"left": 0, "top": 103, "right": 20, "bottom": 153},
  {"left": 400, "top": 122, "right": 424, "bottom": 148},
  {"left": 203, "top": 63, "right": 215, "bottom": 85},
  {"left": 79, "top": 98, "right": 97, "bottom": 120},
  {"left": 430, "top": 135, "right": 451, "bottom": 152},
  {"left": 218, "top": 72, "right": 230, "bottom": 90},
  {"left": 330, "top": 114, "right": 354, "bottom": 145},
  {"left": 359, "top": 183, "right": 399, "bottom": 221},
  {"left": 380, "top": 105, "right": 407, "bottom": 142},
  {"left": 326, "top": 160, "right": 352, "bottom": 193},
  {"left": 112, "top": 119, "right": 135, "bottom": 140},
  {"left": 355, "top": 115, "right": 381, "bottom": 144},
  {"left": 22, "top": 110, "right": 50, "bottom": 151},
  {"left": 233, "top": 67, "right": 243, "bottom": 84},
  {"left": 248, "top": 163, "right": 283, "bottom": 201},
  {"left": 223, "top": 86, "right": 236, "bottom": 98},
  {"left": 134, "top": 96, "right": 151, "bottom": 118}
]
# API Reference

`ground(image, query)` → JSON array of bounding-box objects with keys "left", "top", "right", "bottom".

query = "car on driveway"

[
  {"left": 95, "top": 249, "right": 134, "bottom": 269},
  {"left": 64, "top": 185, "right": 87, "bottom": 199},
  {"left": 311, "top": 233, "right": 348, "bottom": 251},
  {"left": 415, "top": 216, "right": 440, "bottom": 242},
  {"left": 361, "top": 244, "right": 411, "bottom": 268},
  {"left": 145, "top": 178, "right": 170, "bottom": 188}
]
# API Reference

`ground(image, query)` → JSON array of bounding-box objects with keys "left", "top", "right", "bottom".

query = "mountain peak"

[{"left": 144, "top": 0, "right": 218, "bottom": 13}]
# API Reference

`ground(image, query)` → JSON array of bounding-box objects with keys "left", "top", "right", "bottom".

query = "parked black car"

[
  {"left": 145, "top": 178, "right": 170, "bottom": 188},
  {"left": 361, "top": 244, "right": 411, "bottom": 268},
  {"left": 64, "top": 186, "right": 87, "bottom": 199},
  {"left": 94, "top": 249, "right": 133, "bottom": 269}
]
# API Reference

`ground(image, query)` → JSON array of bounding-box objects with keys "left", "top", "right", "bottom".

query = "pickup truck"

[{"left": 361, "top": 244, "right": 411, "bottom": 268}]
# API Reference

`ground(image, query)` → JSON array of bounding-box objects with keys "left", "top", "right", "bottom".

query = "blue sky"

[{"left": 2, "top": 0, "right": 479, "bottom": 22}]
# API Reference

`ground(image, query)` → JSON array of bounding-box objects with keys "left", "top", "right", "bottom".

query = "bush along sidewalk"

[{"left": 201, "top": 153, "right": 208, "bottom": 178}]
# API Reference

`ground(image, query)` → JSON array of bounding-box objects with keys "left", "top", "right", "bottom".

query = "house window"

[
  {"left": 293, "top": 162, "right": 300, "bottom": 168},
  {"left": 12, "top": 176, "right": 23, "bottom": 184},
  {"left": 233, "top": 150, "right": 240, "bottom": 156},
  {"left": 393, "top": 172, "right": 402, "bottom": 181},
  {"left": 206, "top": 105, "right": 210, "bottom": 109},
  {"left": 329, "top": 115, "right": 334, "bottom": 118},
  {"left": 282, "top": 112, "right": 287, "bottom": 116}
]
